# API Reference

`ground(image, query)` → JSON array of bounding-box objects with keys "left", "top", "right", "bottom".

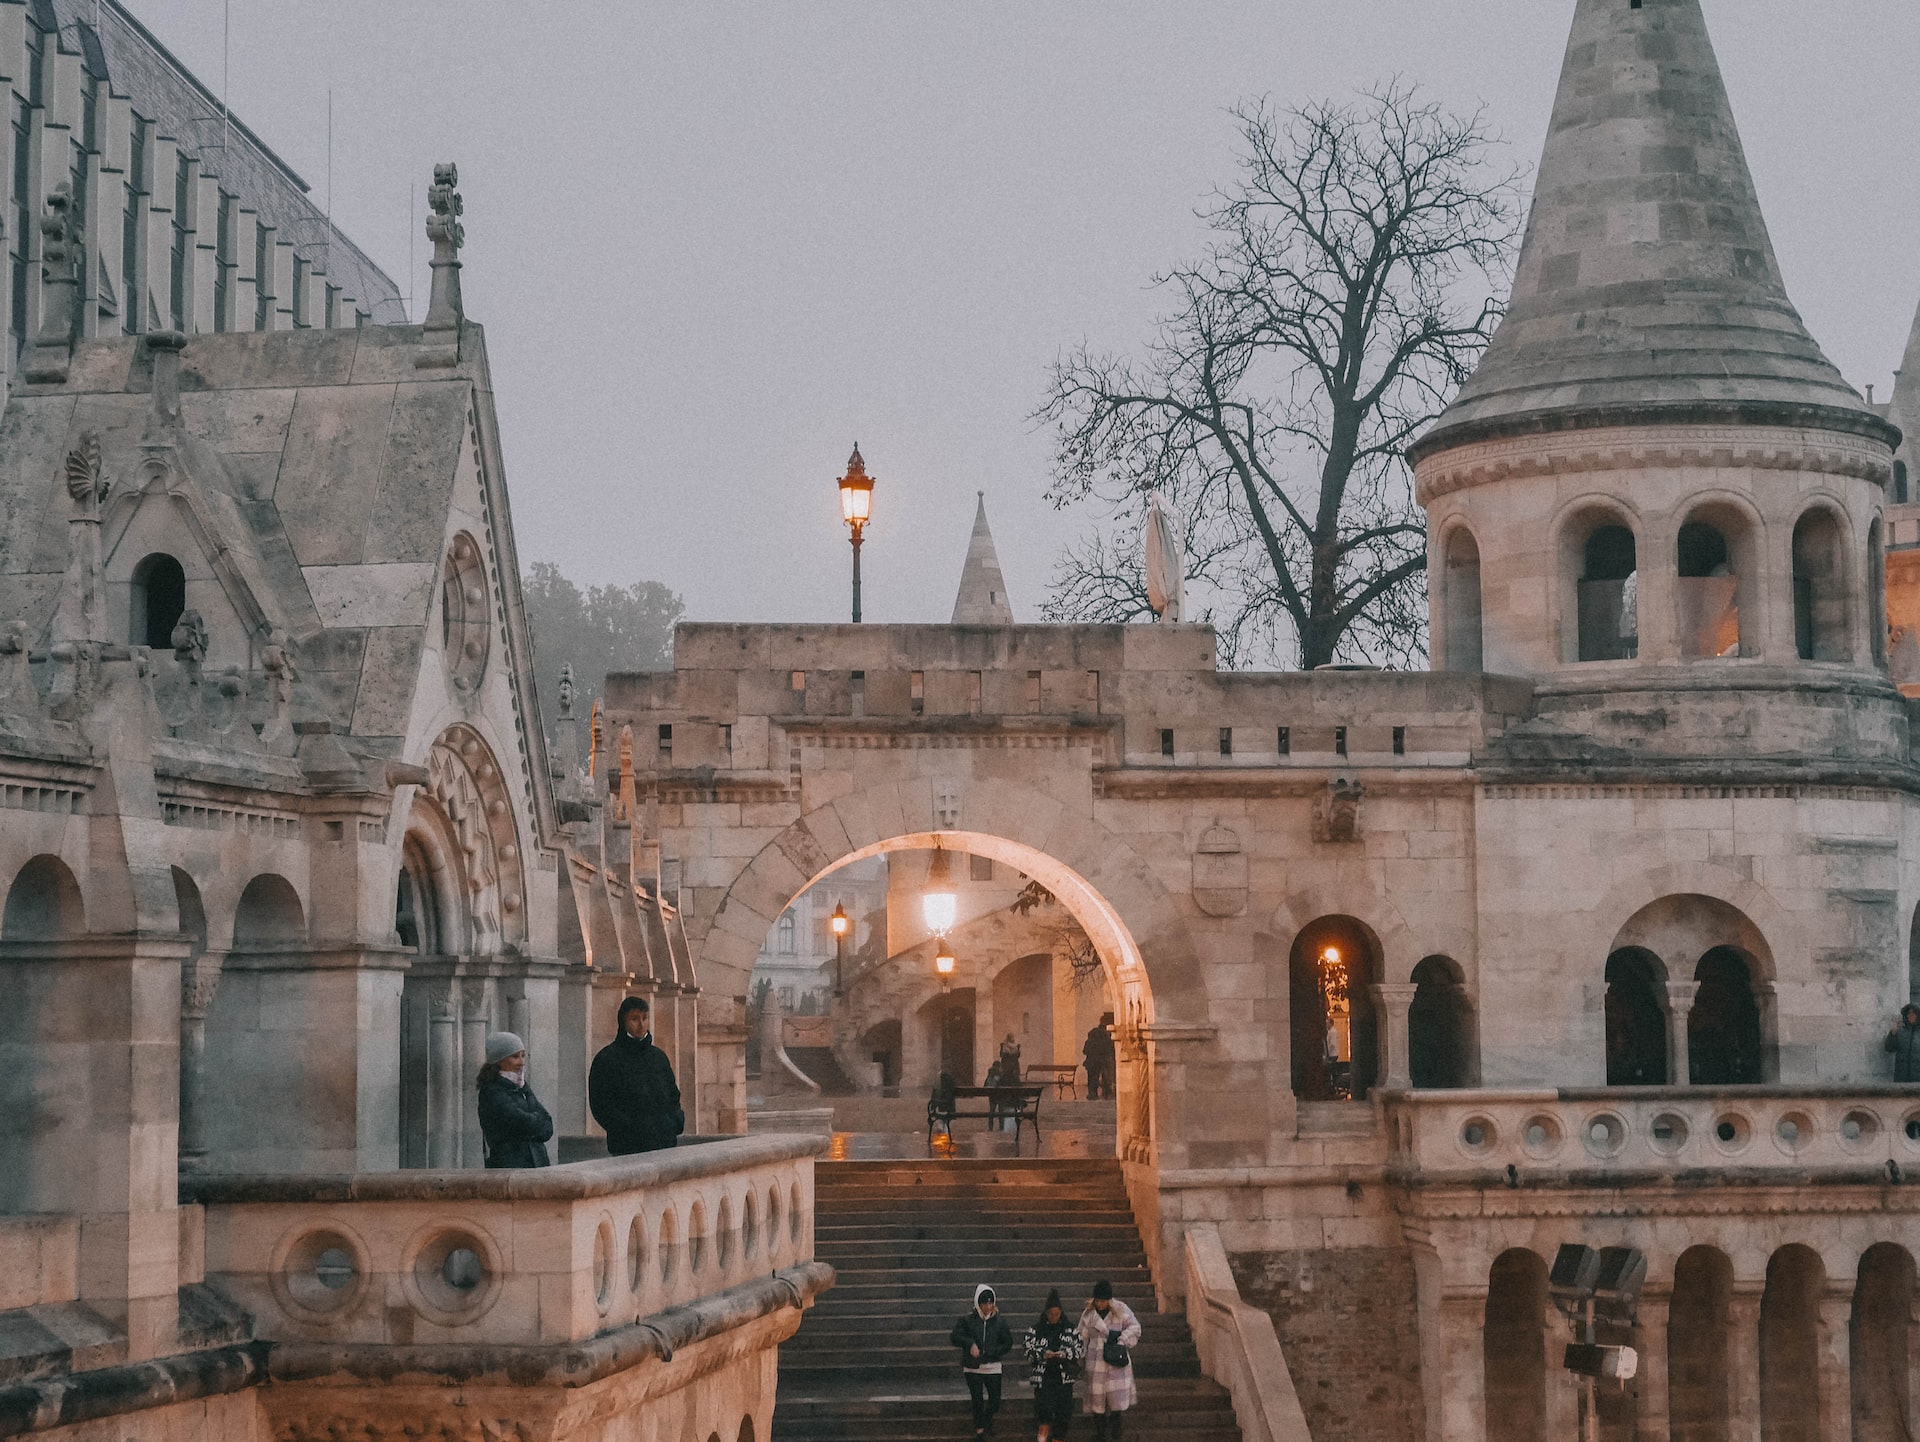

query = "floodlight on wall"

[
  {"left": 1548, "top": 1243, "right": 1602, "bottom": 1304},
  {"left": 922, "top": 844, "right": 958, "bottom": 936}
]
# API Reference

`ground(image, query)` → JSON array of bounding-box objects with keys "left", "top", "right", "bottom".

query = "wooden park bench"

[
  {"left": 927, "top": 1084, "right": 1045, "bottom": 1155},
  {"left": 1025, "top": 1063, "right": 1078, "bottom": 1099}
]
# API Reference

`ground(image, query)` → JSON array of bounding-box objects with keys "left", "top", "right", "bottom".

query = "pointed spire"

[
  {"left": 1890, "top": 296, "right": 1920, "bottom": 472},
  {"left": 951, "top": 491, "right": 1014, "bottom": 625},
  {"left": 1417, "top": 0, "right": 1893, "bottom": 458}
]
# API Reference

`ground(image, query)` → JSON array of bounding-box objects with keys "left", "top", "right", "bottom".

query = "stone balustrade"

[
  {"left": 1383, "top": 1086, "right": 1920, "bottom": 1182},
  {"left": 182, "top": 1135, "right": 827, "bottom": 1348}
]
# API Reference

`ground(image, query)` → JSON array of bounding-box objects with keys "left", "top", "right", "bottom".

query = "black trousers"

[
  {"left": 1091, "top": 1416, "right": 1123, "bottom": 1441},
  {"left": 1034, "top": 1379, "right": 1075, "bottom": 1434},
  {"left": 965, "top": 1371, "right": 1003, "bottom": 1432}
]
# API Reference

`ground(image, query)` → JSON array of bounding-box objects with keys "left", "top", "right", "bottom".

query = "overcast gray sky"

[{"left": 135, "top": 2, "right": 1920, "bottom": 630}]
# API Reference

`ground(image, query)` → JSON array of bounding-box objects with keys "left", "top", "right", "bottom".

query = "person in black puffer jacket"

[
  {"left": 476, "top": 1031, "right": 553, "bottom": 1168},
  {"left": 950, "top": 1283, "right": 1014, "bottom": 1438},
  {"left": 589, "top": 996, "right": 685, "bottom": 1155}
]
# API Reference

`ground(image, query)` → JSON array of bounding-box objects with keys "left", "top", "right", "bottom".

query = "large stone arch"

[
  {"left": 700, "top": 778, "right": 1204, "bottom": 1026},
  {"left": 1590, "top": 862, "right": 1799, "bottom": 983},
  {"left": 1266, "top": 885, "right": 1443, "bottom": 986}
]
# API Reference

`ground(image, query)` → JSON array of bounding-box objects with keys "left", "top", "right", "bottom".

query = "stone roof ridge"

[
  {"left": 1414, "top": 0, "right": 1895, "bottom": 461},
  {"left": 950, "top": 490, "right": 1015, "bottom": 626}
]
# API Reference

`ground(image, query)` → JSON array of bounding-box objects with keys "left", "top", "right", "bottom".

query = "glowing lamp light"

[
  {"left": 837, "top": 445, "right": 875, "bottom": 527},
  {"left": 922, "top": 843, "right": 958, "bottom": 936},
  {"left": 830, "top": 901, "right": 850, "bottom": 938},
  {"left": 934, "top": 942, "right": 957, "bottom": 977},
  {"left": 1320, "top": 946, "right": 1341, "bottom": 967}
]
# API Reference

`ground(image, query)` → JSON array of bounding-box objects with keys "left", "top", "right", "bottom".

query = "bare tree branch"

[{"left": 1038, "top": 81, "right": 1521, "bottom": 669}]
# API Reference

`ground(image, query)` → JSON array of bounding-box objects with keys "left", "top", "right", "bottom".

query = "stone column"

[
  {"left": 461, "top": 981, "right": 490, "bottom": 1167},
  {"left": 427, "top": 986, "right": 457, "bottom": 1167},
  {"left": 1756, "top": 981, "right": 1786, "bottom": 1081},
  {"left": 177, "top": 954, "right": 224, "bottom": 1173},
  {"left": 1727, "top": 1282, "right": 1765, "bottom": 1442},
  {"left": 1633, "top": 1288, "right": 1673, "bottom": 1442},
  {"left": 1372, "top": 983, "right": 1419, "bottom": 1090},
  {"left": 973, "top": 975, "right": 994, "bottom": 1088},
  {"left": 1817, "top": 1283, "right": 1853, "bottom": 1442},
  {"left": 1434, "top": 1291, "right": 1487, "bottom": 1442},
  {"left": 1665, "top": 981, "right": 1699, "bottom": 1086},
  {"left": 901, "top": 992, "right": 931, "bottom": 1093}
]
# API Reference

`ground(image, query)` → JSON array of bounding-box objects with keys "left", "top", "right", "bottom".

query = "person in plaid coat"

[
  {"left": 1023, "top": 1289, "right": 1085, "bottom": 1439},
  {"left": 1077, "top": 1280, "right": 1141, "bottom": 1436}
]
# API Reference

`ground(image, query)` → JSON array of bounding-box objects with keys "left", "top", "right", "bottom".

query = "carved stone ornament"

[
  {"left": 557, "top": 663, "right": 575, "bottom": 719},
  {"left": 1190, "top": 824, "right": 1248, "bottom": 918},
  {"left": 1312, "top": 777, "right": 1364, "bottom": 844},
  {"left": 933, "top": 782, "right": 962, "bottom": 830},
  {"left": 64, "top": 431, "right": 106, "bottom": 511},
  {"left": 170, "top": 608, "right": 209, "bottom": 665}
]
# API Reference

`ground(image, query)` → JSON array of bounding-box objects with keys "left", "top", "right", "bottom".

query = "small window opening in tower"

[
  {"left": 1277, "top": 726, "right": 1290, "bottom": 756},
  {"left": 1677, "top": 520, "right": 1739, "bottom": 658},
  {"left": 1392, "top": 727, "right": 1406, "bottom": 756},
  {"left": 1576, "top": 525, "right": 1638, "bottom": 661},
  {"left": 1897, "top": 461, "right": 1910, "bottom": 507},
  {"left": 1792, "top": 510, "right": 1847, "bottom": 662},
  {"left": 130, "top": 553, "right": 187, "bottom": 650},
  {"left": 1160, "top": 728, "right": 1174, "bottom": 758},
  {"left": 1219, "top": 727, "right": 1232, "bottom": 757},
  {"left": 1335, "top": 726, "right": 1348, "bottom": 757}
]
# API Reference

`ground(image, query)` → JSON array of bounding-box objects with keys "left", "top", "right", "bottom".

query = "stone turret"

[
  {"left": 1412, "top": 0, "right": 1900, "bottom": 696},
  {"left": 951, "top": 491, "right": 1015, "bottom": 625}
]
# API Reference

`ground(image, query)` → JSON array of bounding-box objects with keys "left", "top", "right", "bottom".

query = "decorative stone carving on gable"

[
  {"left": 1191, "top": 825, "right": 1248, "bottom": 917},
  {"left": 426, "top": 724, "right": 527, "bottom": 951},
  {"left": 1313, "top": 777, "right": 1364, "bottom": 844},
  {"left": 441, "top": 533, "right": 491, "bottom": 696}
]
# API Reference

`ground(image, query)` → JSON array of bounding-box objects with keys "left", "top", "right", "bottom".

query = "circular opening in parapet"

[
  {"left": 1648, "top": 1113, "right": 1689, "bottom": 1156},
  {"left": 716, "top": 1196, "right": 735, "bottom": 1273},
  {"left": 1774, "top": 1110, "right": 1815, "bottom": 1156},
  {"left": 688, "top": 1201, "right": 708, "bottom": 1276},
  {"left": 1839, "top": 1109, "right": 1880, "bottom": 1151},
  {"left": 1711, "top": 1112, "right": 1752, "bottom": 1154},
  {"left": 1459, "top": 1115, "right": 1498, "bottom": 1156},
  {"left": 742, "top": 1192, "right": 759, "bottom": 1262},
  {"left": 1903, "top": 1113, "right": 1920, "bottom": 1146},
  {"left": 659, "top": 1208, "right": 678, "bottom": 1286},
  {"left": 593, "top": 1216, "right": 616, "bottom": 1311},
  {"left": 272, "top": 1227, "right": 369, "bottom": 1319},
  {"left": 628, "top": 1215, "right": 647, "bottom": 1294},
  {"left": 790, "top": 1182, "right": 803, "bottom": 1244},
  {"left": 404, "top": 1226, "right": 501, "bottom": 1324},
  {"left": 1520, "top": 1114, "right": 1564, "bottom": 1160},
  {"left": 767, "top": 1186, "right": 783, "bottom": 1259},
  {"left": 1582, "top": 1112, "right": 1626, "bottom": 1159}
]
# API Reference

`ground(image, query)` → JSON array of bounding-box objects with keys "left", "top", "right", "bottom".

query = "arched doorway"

[
  {"left": 1670, "top": 1245, "right": 1733, "bottom": 1442},
  {"left": 1289, "top": 916, "right": 1380, "bottom": 1101},
  {"left": 708, "top": 823, "right": 1169, "bottom": 1163},
  {"left": 1689, "top": 947, "right": 1763, "bottom": 1085},
  {"left": 1761, "top": 1245, "right": 1824, "bottom": 1442},
  {"left": 1484, "top": 1248, "right": 1548, "bottom": 1442},
  {"left": 1852, "top": 1243, "right": 1916, "bottom": 1442},
  {"left": 1604, "top": 948, "right": 1667, "bottom": 1086},
  {"left": 1408, "top": 955, "right": 1474, "bottom": 1088}
]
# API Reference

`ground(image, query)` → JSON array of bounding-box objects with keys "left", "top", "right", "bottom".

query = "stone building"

[
  {"left": 0, "top": 6, "right": 824, "bottom": 1440},
  {"left": 602, "top": 2, "right": 1920, "bottom": 1438}
]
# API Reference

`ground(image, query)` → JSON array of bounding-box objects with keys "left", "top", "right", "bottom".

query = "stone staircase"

[
  {"left": 773, "top": 1158, "right": 1242, "bottom": 1440},
  {"left": 784, "top": 1045, "right": 861, "bottom": 1096}
]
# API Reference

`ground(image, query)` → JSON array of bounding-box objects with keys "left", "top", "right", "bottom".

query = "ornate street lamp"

[
  {"left": 836, "top": 444, "right": 875, "bottom": 623},
  {"left": 830, "top": 900, "right": 850, "bottom": 997},
  {"left": 922, "top": 842, "right": 957, "bottom": 936},
  {"left": 934, "top": 939, "right": 956, "bottom": 986}
]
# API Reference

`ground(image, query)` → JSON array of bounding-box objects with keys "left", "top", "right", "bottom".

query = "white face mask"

[{"left": 500, "top": 1066, "right": 525, "bottom": 1085}]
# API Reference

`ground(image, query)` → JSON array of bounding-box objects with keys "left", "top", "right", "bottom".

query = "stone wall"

[{"left": 1230, "top": 1246, "right": 1428, "bottom": 1442}]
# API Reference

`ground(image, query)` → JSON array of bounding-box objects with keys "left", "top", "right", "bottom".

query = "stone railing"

[
  {"left": 1383, "top": 1085, "right": 1920, "bottom": 1181},
  {"left": 1183, "top": 1223, "right": 1313, "bottom": 1442},
  {"left": 183, "top": 1134, "right": 830, "bottom": 1347}
]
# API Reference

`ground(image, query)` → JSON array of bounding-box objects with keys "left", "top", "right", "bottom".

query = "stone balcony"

[
  {"left": 1382, "top": 1085, "right": 1920, "bottom": 1184},
  {"left": 183, "top": 1135, "right": 830, "bottom": 1348}
]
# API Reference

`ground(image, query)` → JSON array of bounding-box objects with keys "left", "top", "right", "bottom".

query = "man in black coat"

[
  {"left": 589, "top": 996, "right": 685, "bottom": 1154},
  {"left": 1887, "top": 1004, "right": 1920, "bottom": 1082}
]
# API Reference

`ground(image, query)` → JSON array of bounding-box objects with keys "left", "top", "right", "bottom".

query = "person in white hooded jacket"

[{"left": 949, "top": 1283, "right": 1014, "bottom": 1437}]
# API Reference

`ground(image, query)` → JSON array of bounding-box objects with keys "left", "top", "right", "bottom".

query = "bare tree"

[{"left": 1038, "top": 84, "right": 1521, "bottom": 669}]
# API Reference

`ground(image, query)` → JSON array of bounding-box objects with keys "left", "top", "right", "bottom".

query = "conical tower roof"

[
  {"left": 1889, "top": 296, "right": 1920, "bottom": 473},
  {"left": 951, "top": 492, "right": 1015, "bottom": 625},
  {"left": 1415, "top": 0, "right": 1894, "bottom": 460}
]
